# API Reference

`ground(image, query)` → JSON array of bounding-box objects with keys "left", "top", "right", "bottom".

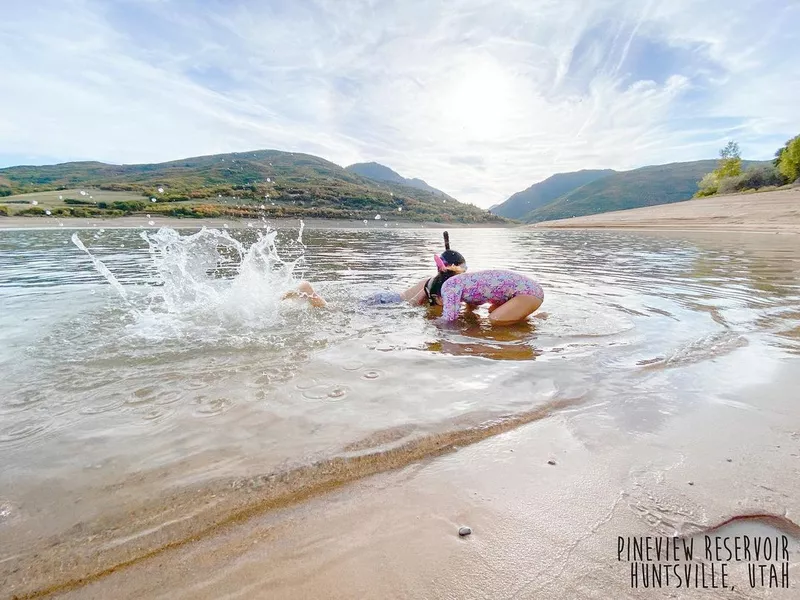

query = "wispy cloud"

[{"left": 1, "top": 0, "right": 797, "bottom": 206}]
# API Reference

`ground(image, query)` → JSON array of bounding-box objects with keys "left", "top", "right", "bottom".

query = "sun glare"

[{"left": 439, "top": 58, "right": 518, "bottom": 140}]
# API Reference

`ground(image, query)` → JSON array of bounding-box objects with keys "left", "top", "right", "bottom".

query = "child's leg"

[
  {"left": 487, "top": 295, "right": 542, "bottom": 324},
  {"left": 283, "top": 281, "right": 327, "bottom": 308}
]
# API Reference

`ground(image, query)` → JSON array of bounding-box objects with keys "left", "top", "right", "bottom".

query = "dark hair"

[
  {"left": 425, "top": 269, "right": 460, "bottom": 305},
  {"left": 440, "top": 249, "right": 465, "bottom": 267}
]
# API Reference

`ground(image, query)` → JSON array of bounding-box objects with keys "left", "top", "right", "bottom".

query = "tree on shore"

[
  {"left": 696, "top": 141, "right": 742, "bottom": 196},
  {"left": 775, "top": 135, "right": 800, "bottom": 182}
]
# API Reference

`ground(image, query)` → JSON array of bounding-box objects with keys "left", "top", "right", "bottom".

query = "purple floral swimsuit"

[{"left": 440, "top": 270, "right": 544, "bottom": 321}]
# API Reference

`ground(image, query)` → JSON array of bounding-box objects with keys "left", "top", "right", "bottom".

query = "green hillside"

[
  {"left": 491, "top": 169, "right": 615, "bottom": 219},
  {"left": 0, "top": 150, "right": 502, "bottom": 223},
  {"left": 346, "top": 162, "right": 452, "bottom": 199},
  {"left": 522, "top": 160, "right": 770, "bottom": 223}
]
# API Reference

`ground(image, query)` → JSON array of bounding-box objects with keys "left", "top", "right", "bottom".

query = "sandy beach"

[
  {"left": 47, "top": 360, "right": 800, "bottom": 600},
  {"left": 530, "top": 187, "right": 800, "bottom": 233}
]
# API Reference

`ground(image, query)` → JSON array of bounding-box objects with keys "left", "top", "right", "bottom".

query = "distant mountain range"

[
  {"left": 491, "top": 160, "right": 770, "bottom": 223},
  {"left": 0, "top": 150, "right": 501, "bottom": 223},
  {"left": 346, "top": 162, "right": 453, "bottom": 199},
  {"left": 492, "top": 170, "right": 615, "bottom": 219}
]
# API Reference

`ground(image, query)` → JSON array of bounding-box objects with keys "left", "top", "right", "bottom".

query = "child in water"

[{"left": 284, "top": 232, "right": 544, "bottom": 325}]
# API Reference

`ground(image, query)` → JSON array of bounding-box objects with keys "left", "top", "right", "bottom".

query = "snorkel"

[{"left": 425, "top": 232, "right": 466, "bottom": 305}]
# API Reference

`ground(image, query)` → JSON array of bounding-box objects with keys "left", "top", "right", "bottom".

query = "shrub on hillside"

[
  {"left": 0, "top": 205, "right": 8, "bottom": 216},
  {"left": 717, "top": 165, "right": 787, "bottom": 195}
]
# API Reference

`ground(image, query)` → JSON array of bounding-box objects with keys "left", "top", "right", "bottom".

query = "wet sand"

[
  {"left": 530, "top": 187, "right": 800, "bottom": 233},
  {"left": 24, "top": 362, "right": 800, "bottom": 600}
]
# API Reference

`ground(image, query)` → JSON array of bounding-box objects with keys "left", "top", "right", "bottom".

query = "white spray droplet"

[
  {"left": 247, "top": 222, "right": 253, "bottom": 228},
  {"left": 148, "top": 220, "right": 155, "bottom": 226},
  {"left": 80, "top": 190, "right": 86, "bottom": 196},
  {"left": 223, "top": 223, "right": 229, "bottom": 229},
  {"left": 363, "top": 219, "right": 368, "bottom": 225},
  {"left": 89, "top": 196, "right": 93, "bottom": 199},
  {"left": 374, "top": 214, "right": 381, "bottom": 220},
  {"left": 158, "top": 187, "right": 164, "bottom": 193},
  {"left": 260, "top": 205, "right": 266, "bottom": 210},
  {"left": 443, "top": 199, "right": 447, "bottom": 204},
  {"left": 31, "top": 200, "right": 38, "bottom": 205},
  {"left": 384, "top": 223, "right": 388, "bottom": 227},
  {"left": 218, "top": 194, "right": 222, "bottom": 198},
  {"left": 151, "top": 197, "right": 157, "bottom": 202},
  {"left": 45, "top": 210, "right": 52, "bottom": 215},
  {"left": 147, "top": 214, "right": 151, "bottom": 218},
  {"left": 397, "top": 206, "right": 403, "bottom": 212},
  {"left": 59, "top": 195, "right": 63, "bottom": 200},
  {"left": 59, "top": 222, "right": 64, "bottom": 227},
  {"left": 264, "top": 194, "right": 269, "bottom": 198},
  {"left": 271, "top": 202, "right": 275, "bottom": 206},
  {"left": 266, "top": 178, "right": 271, "bottom": 183}
]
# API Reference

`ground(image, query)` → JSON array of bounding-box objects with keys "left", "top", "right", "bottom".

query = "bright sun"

[{"left": 439, "top": 58, "right": 518, "bottom": 140}]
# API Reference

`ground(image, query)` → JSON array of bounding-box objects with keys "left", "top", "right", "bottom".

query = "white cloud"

[{"left": 0, "top": 0, "right": 797, "bottom": 206}]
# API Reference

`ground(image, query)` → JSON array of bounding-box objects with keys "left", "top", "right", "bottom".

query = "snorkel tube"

[{"left": 425, "top": 231, "right": 467, "bottom": 304}]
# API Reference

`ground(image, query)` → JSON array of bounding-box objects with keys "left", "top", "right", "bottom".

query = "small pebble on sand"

[
  {"left": 547, "top": 459, "right": 556, "bottom": 466},
  {"left": 726, "top": 458, "right": 732, "bottom": 462},
  {"left": 688, "top": 481, "right": 694, "bottom": 486},
  {"left": 458, "top": 526, "right": 472, "bottom": 537}
]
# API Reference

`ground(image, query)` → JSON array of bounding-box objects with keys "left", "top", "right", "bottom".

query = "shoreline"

[
  {"left": 529, "top": 187, "right": 800, "bottom": 233},
  {"left": 38, "top": 361, "right": 800, "bottom": 600},
  {"left": 0, "top": 215, "right": 509, "bottom": 231}
]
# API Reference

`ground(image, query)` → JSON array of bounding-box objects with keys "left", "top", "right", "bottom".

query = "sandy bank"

[
  {"left": 0, "top": 215, "right": 507, "bottom": 230},
  {"left": 44, "top": 362, "right": 800, "bottom": 600},
  {"left": 531, "top": 187, "right": 800, "bottom": 233}
]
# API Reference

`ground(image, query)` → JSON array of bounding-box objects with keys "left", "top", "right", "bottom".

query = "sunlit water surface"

[{"left": 1, "top": 224, "right": 799, "bottom": 591}]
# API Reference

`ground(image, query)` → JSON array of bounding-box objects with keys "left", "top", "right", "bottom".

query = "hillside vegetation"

[
  {"left": 492, "top": 169, "right": 615, "bottom": 219},
  {"left": 0, "top": 150, "right": 502, "bottom": 223},
  {"left": 492, "top": 159, "right": 770, "bottom": 223}
]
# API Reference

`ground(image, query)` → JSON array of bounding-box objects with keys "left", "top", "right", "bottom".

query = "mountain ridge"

[{"left": 0, "top": 150, "right": 501, "bottom": 223}]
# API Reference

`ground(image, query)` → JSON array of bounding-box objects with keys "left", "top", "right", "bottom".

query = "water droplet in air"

[
  {"left": 266, "top": 178, "right": 271, "bottom": 183},
  {"left": 89, "top": 196, "right": 93, "bottom": 199},
  {"left": 223, "top": 223, "right": 229, "bottom": 229},
  {"left": 151, "top": 198, "right": 157, "bottom": 202},
  {"left": 363, "top": 219, "right": 368, "bottom": 225},
  {"left": 59, "top": 195, "right": 63, "bottom": 200},
  {"left": 31, "top": 200, "right": 38, "bottom": 205},
  {"left": 260, "top": 205, "right": 266, "bottom": 210},
  {"left": 158, "top": 187, "right": 164, "bottom": 193},
  {"left": 45, "top": 210, "right": 52, "bottom": 215},
  {"left": 264, "top": 194, "right": 269, "bottom": 198},
  {"left": 80, "top": 190, "right": 86, "bottom": 196},
  {"left": 147, "top": 214, "right": 151, "bottom": 218},
  {"left": 148, "top": 220, "right": 155, "bottom": 226},
  {"left": 271, "top": 202, "right": 275, "bottom": 206},
  {"left": 374, "top": 214, "right": 381, "bottom": 220},
  {"left": 218, "top": 194, "right": 222, "bottom": 198},
  {"left": 443, "top": 199, "right": 447, "bottom": 204},
  {"left": 247, "top": 222, "right": 253, "bottom": 228},
  {"left": 397, "top": 206, "right": 403, "bottom": 212},
  {"left": 384, "top": 223, "right": 388, "bottom": 227},
  {"left": 59, "top": 222, "right": 64, "bottom": 227}
]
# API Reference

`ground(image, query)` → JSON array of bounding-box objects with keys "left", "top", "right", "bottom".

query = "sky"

[{"left": 1, "top": 0, "right": 798, "bottom": 207}]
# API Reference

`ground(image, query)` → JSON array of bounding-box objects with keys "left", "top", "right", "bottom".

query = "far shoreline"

[{"left": 0, "top": 215, "right": 513, "bottom": 231}]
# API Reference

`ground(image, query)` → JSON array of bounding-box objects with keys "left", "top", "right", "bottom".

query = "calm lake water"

[{"left": 1, "top": 224, "right": 799, "bottom": 595}]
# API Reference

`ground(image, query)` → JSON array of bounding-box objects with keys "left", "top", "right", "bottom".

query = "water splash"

[
  {"left": 71, "top": 233, "right": 131, "bottom": 301},
  {"left": 137, "top": 227, "right": 303, "bottom": 329}
]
